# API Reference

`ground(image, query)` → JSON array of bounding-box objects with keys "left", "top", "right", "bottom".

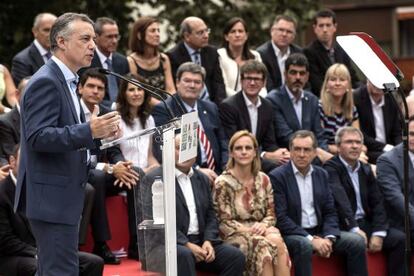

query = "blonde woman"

[{"left": 214, "top": 130, "right": 290, "bottom": 276}]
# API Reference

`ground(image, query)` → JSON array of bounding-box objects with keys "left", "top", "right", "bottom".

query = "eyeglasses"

[
  {"left": 102, "top": 34, "right": 121, "bottom": 41},
  {"left": 242, "top": 76, "right": 264, "bottom": 83},
  {"left": 193, "top": 28, "right": 211, "bottom": 36}
]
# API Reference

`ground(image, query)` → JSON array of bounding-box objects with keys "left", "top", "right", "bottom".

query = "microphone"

[{"left": 98, "top": 68, "right": 176, "bottom": 120}]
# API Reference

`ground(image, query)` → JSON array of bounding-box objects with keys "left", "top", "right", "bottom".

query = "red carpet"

[{"left": 103, "top": 259, "right": 159, "bottom": 276}]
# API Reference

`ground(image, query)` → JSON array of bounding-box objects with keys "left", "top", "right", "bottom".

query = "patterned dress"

[{"left": 213, "top": 171, "right": 289, "bottom": 275}]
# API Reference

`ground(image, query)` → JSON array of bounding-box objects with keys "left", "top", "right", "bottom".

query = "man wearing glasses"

[
  {"left": 257, "top": 14, "right": 302, "bottom": 92},
  {"left": 167, "top": 16, "right": 226, "bottom": 105},
  {"left": 219, "top": 60, "right": 290, "bottom": 173},
  {"left": 81, "top": 17, "right": 129, "bottom": 108}
]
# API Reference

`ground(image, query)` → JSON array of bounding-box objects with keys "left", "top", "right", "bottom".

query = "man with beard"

[{"left": 266, "top": 53, "right": 331, "bottom": 162}]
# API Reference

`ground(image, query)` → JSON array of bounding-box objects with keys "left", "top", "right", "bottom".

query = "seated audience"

[
  {"left": 377, "top": 116, "right": 414, "bottom": 248},
  {"left": 214, "top": 130, "right": 290, "bottom": 276},
  {"left": 116, "top": 74, "right": 160, "bottom": 173},
  {"left": 0, "top": 77, "right": 30, "bottom": 161},
  {"left": 257, "top": 15, "right": 302, "bottom": 91},
  {"left": 78, "top": 69, "right": 141, "bottom": 263},
  {"left": 0, "top": 64, "right": 17, "bottom": 112},
  {"left": 0, "top": 145, "right": 104, "bottom": 275},
  {"left": 127, "top": 16, "right": 175, "bottom": 104},
  {"left": 304, "top": 9, "right": 359, "bottom": 96},
  {"left": 269, "top": 130, "right": 367, "bottom": 276},
  {"left": 266, "top": 53, "right": 331, "bottom": 162},
  {"left": 324, "top": 126, "right": 405, "bottom": 276},
  {"left": 219, "top": 60, "right": 290, "bottom": 173},
  {"left": 218, "top": 17, "right": 265, "bottom": 98},
  {"left": 140, "top": 134, "right": 246, "bottom": 276},
  {"left": 354, "top": 80, "right": 402, "bottom": 163},
  {"left": 167, "top": 16, "right": 226, "bottom": 104},
  {"left": 152, "top": 62, "right": 228, "bottom": 182}
]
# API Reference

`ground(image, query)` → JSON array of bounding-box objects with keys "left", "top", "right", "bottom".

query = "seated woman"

[
  {"left": 319, "top": 63, "right": 367, "bottom": 160},
  {"left": 213, "top": 130, "right": 290, "bottom": 276},
  {"left": 0, "top": 64, "right": 17, "bottom": 113},
  {"left": 116, "top": 74, "right": 159, "bottom": 173},
  {"left": 218, "top": 17, "right": 266, "bottom": 98},
  {"left": 127, "top": 16, "right": 175, "bottom": 106}
]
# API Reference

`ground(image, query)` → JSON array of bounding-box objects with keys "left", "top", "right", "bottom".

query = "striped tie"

[{"left": 197, "top": 127, "right": 215, "bottom": 171}]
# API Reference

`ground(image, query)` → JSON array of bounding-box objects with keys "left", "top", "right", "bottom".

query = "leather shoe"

[{"left": 93, "top": 243, "right": 121, "bottom": 265}]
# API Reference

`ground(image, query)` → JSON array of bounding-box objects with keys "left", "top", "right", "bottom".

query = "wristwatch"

[
  {"left": 107, "top": 164, "right": 114, "bottom": 174},
  {"left": 327, "top": 237, "right": 337, "bottom": 244}
]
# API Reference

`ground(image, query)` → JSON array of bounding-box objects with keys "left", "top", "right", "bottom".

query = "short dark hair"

[
  {"left": 289, "top": 130, "right": 318, "bottom": 150},
  {"left": 176, "top": 62, "right": 206, "bottom": 82},
  {"left": 129, "top": 16, "right": 159, "bottom": 55},
  {"left": 95, "top": 17, "right": 117, "bottom": 35},
  {"left": 78, "top": 68, "right": 107, "bottom": 88},
  {"left": 240, "top": 60, "right": 268, "bottom": 80},
  {"left": 313, "top": 9, "right": 336, "bottom": 25},
  {"left": 222, "top": 17, "right": 254, "bottom": 60},
  {"left": 50, "top": 13, "right": 94, "bottom": 52},
  {"left": 285, "top": 53, "right": 309, "bottom": 71}
]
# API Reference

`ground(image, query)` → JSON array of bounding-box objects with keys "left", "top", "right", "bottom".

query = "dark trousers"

[
  {"left": 88, "top": 169, "right": 137, "bottom": 244},
  {"left": 79, "top": 183, "right": 95, "bottom": 245},
  {"left": 177, "top": 235, "right": 245, "bottom": 276},
  {"left": 358, "top": 218, "right": 405, "bottom": 276}
]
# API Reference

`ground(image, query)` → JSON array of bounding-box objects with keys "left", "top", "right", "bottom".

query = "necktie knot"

[
  {"left": 192, "top": 51, "right": 201, "bottom": 65},
  {"left": 45, "top": 51, "right": 52, "bottom": 60},
  {"left": 106, "top": 58, "right": 113, "bottom": 69}
]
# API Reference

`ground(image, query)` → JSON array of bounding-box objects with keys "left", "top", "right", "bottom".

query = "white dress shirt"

[
  {"left": 271, "top": 42, "right": 291, "bottom": 85},
  {"left": 242, "top": 92, "right": 261, "bottom": 136},
  {"left": 175, "top": 168, "right": 199, "bottom": 235}
]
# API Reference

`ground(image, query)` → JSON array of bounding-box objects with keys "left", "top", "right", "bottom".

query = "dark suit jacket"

[
  {"left": 0, "top": 107, "right": 20, "bottom": 161},
  {"left": 266, "top": 86, "right": 327, "bottom": 150},
  {"left": 219, "top": 91, "right": 278, "bottom": 152},
  {"left": 167, "top": 42, "right": 226, "bottom": 105},
  {"left": 304, "top": 40, "right": 359, "bottom": 97},
  {"left": 324, "top": 156, "right": 388, "bottom": 232},
  {"left": 269, "top": 162, "right": 340, "bottom": 237},
  {"left": 256, "top": 41, "right": 302, "bottom": 92},
  {"left": 15, "top": 59, "right": 99, "bottom": 225},
  {"left": 0, "top": 175, "right": 37, "bottom": 258},
  {"left": 78, "top": 51, "right": 129, "bottom": 103},
  {"left": 152, "top": 94, "right": 228, "bottom": 172},
  {"left": 141, "top": 167, "right": 221, "bottom": 245},
  {"left": 353, "top": 85, "right": 402, "bottom": 163},
  {"left": 11, "top": 42, "right": 45, "bottom": 86},
  {"left": 377, "top": 144, "right": 414, "bottom": 230}
]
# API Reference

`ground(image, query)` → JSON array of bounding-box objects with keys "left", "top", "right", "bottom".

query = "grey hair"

[
  {"left": 289, "top": 130, "right": 318, "bottom": 150},
  {"left": 95, "top": 17, "right": 117, "bottom": 35},
  {"left": 176, "top": 62, "right": 206, "bottom": 81},
  {"left": 49, "top": 13, "right": 94, "bottom": 52},
  {"left": 335, "top": 126, "right": 364, "bottom": 146},
  {"left": 33, "top": 13, "right": 56, "bottom": 29}
]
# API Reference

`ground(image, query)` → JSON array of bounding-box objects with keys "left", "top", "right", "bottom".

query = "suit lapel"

[
  {"left": 287, "top": 164, "right": 303, "bottom": 222},
  {"left": 362, "top": 90, "right": 376, "bottom": 135},
  {"left": 176, "top": 177, "right": 189, "bottom": 212},
  {"left": 236, "top": 93, "right": 252, "bottom": 132},
  {"left": 30, "top": 43, "right": 45, "bottom": 68},
  {"left": 281, "top": 88, "right": 301, "bottom": 129}
]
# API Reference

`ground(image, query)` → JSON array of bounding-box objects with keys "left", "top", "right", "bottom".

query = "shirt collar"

[
  {"left": 271, "top": 41, "right": 290, "bottom": 57},
  {"left": 181, "top": 99, "right": 198, "bottom": 113},
  {"left": 51, "top": 56, "right": 79, "bottom": 83},
  {"left": 175, "top": 167, "right": 194, "bottom": 179},
  {"left": 96, "top": 47, "right": 113, "bottom": 65},
  {"left": 285, "top": 85, "right": 304, "bottom": 103},
  {"left": 339, "top": 155, "right": 361, "bottom": 173},
  {"left": 80, "top": 99, "right": 92, "bottom": 116},
  {"left": 10, "top": 170, "right": 17, "bottom": 186},
  {"left": 242, "top": 91, "right": 261, "bottom": 108},
  {"left": 184, "top": 42, "right": 200, "bottom": 55},
  {"left": 33, "top": 39, "right": 48, "bottom": 56},
  {"left": 369, "top": 94, "right": 385, "bottom": 108},
  {"left": 291, "top": 161, "right": 313, "bottom": 177}
]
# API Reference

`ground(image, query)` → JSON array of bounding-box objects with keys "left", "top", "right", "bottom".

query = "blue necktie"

[
  {"left": 105, "top": 59, "right": 118, "bottom": 102},
  {"left": 192, "top": 51, "right": 209, "bottom": 101}
]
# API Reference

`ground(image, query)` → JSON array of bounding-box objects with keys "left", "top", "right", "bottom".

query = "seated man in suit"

[
  {"left": 269, "top": 130, "right": 367, "bottom": 276},
  {"left": 377, "top": 116, "right": 414, "bottom": 247},
  {"left": 0, "top": 145, "right": 104, "bottom": 275},
  {"left": 0, "top": 76, "right": 30, "bottom": 161},
  {"left": 79, "top": 17, "right": 129, "bottom": 108},
  {"left": 140, "top": 134, "right": 245, "bottom": 276},
  {"left": 266, "top": 53, "right": 331, "bottom": 162},
  {"left": 219, "top": 60, "right": 290, "bottom": 173},
  {"left": 78, "top": 68, "right": 141, "bottom": 263},
  {"left": 11, "top": 13, "right": 57, "bottom": 86},
  {"left": 152, "top": 62, "right": 228, "bottom": 184},
  {"left": 257, "top": 14, "right": 302, "bottom": 92},
  {"left": 167, "top": 16, "right": 226, "bottom": 104},
  {"left": 353, "top": 80, "right": 402, "bottom": 163},
  {"left": 304, "top": 9, "right": 359, "bottom": 96},
  {"left": 324, "top": 126, "right": 405, "bottom": 276}
]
